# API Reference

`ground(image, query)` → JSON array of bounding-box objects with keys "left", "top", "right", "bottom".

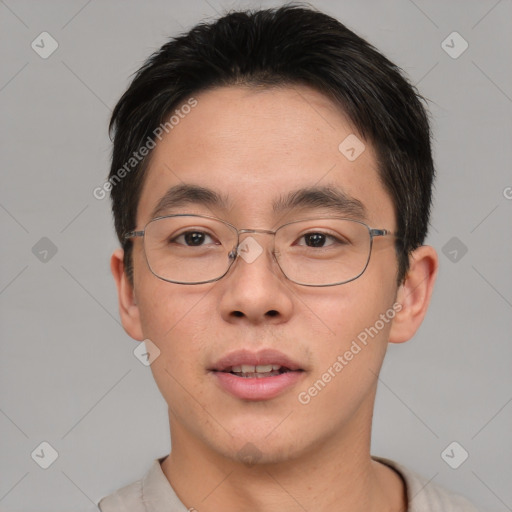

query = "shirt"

[{"left": 98, "top": 455, "right": 479, "bottom": 511}]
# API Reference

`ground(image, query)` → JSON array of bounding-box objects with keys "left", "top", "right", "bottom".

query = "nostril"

[
  {"left": 232, "top": 311, "right": 244, "bottom": 317},
  {"left": 266, "top": 310, "right": 279, "bottom": 317}
]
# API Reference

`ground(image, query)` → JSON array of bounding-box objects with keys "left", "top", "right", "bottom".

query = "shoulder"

[
  {"left": 97, "top": 456, "right": 189, "bottom": 511},
  {"left": 373, "top": 456, "right": 480, "bottom": 512},
  {"left": 97, "top": 477, "right": 145, "bottom": 512}
]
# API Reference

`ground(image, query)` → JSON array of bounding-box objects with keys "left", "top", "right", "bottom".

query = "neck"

[{"left": 161, "top": 396, "right": 406, "bottom": 512}]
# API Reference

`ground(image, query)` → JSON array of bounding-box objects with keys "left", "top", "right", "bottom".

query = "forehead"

[{"left": 137, "top": 85, "right": 394, "bottom": 228}]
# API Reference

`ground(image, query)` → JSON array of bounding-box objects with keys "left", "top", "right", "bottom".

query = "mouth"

[
  {"left": 222, "top": 364, "right": 296, "bottom": 378},
  {"left": 209, "top": 349, "right": 305, "bottom": 401}
]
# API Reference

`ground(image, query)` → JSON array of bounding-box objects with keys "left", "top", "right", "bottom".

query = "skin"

[{"left": 111, "top": 84, "right": 438, "bottom": 512}]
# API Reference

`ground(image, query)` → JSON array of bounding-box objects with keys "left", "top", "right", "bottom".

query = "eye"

[
  {"left": 171, "top": 230, "right": 217, "bottom": 246},
  {"left": 297, "top": 232, "right": 345, "bottom": 248}
]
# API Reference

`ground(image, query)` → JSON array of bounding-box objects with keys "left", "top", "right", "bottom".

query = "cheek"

[
  {"left": 135, "top": 273, "right": 209, "bottom": 365},
  {"left": 137, "top": 287, "right": 213, "bottom": 413},
  {"left": 134, "top": 239, "right": 205, "bottom": 342},
  {"left": 303, "top": 277, "right": 397, "bottom": 378},
  {"left": 303, "top": 269, "right": 395, "bottom": 342},
  {"left": 294, "top": 285, "right": 396, "bottom": 425}
]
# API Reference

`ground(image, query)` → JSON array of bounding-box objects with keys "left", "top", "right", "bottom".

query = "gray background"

[{"left": 1, "top": 0, "right": 511, "bottom": 510}]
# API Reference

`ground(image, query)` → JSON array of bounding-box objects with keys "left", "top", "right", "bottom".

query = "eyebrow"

[
  {"left": 273, "top": 185, "right": 367, "bottom": 220},
  {"left": 150, "top": 184, "right": 231, "bottom": 219},
  {"left": 150, "top": 183, "right": 367, "bottom": 221}
]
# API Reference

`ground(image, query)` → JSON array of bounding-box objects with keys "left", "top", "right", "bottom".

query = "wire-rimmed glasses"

[{"left": 124, "top": 214, "right": 397, "bottom": 286}]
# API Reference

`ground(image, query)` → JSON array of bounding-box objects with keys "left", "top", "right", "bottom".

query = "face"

[{"left": 122, "top": 85, "right": 403, "bottom": 464}]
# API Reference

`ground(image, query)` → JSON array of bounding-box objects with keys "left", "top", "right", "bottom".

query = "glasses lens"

[
  {"left": 144, "top": 216, "right": 237, "bottom": 283},
  {"left": 142, "top": 216, "right": 372, "bottom": 286},
  {"left": 275, "top": 219, "right": 371, "bottom": 286}
]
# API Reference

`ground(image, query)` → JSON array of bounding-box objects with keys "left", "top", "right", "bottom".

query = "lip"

[{"left": 209, "top": 349, "right": 305, "bottom": 401}]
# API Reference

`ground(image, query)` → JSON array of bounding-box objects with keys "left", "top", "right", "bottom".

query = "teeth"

[
  {"left": 229, "top": 364, "right": 283, "bottom": 373},
  {"left": 256, "top": 364, "right": 273, "bottom": 373},
  {"left": 240, "top": 364, "right": 276, "bottom": 373}
]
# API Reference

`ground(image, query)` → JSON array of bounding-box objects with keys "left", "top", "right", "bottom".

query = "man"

[{"left": 99, "top": 5, "right": 478, "bottom": 511}]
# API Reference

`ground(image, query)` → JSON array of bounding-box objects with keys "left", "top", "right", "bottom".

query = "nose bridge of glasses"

[
  {"left": 238, "top": 228, "right": 276, "bottom": 236},
  {"left": 236, "top": 228, "right": 278, "bottom": 254},
  {"left": 230, "top": 228, "right": 280, "bottom": 265}
]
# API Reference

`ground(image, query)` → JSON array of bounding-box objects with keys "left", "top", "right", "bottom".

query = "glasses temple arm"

[{"left": 124, "top": 230, "right": 144, "bottom": 240}]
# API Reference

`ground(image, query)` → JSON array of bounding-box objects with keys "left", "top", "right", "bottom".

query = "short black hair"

[{"left": 108, "top": 3, "right": 435, "bottom": 285}]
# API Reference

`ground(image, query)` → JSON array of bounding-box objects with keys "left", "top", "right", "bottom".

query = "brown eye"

[
  {"left": 171, "top": 231, "right": 215, "bottom": 246},
  {"left": 296, "top": 232, "right": 345, "bottom": 248},
  {"left": 304, "top": 233, "right": 327, "bottom": 247}
]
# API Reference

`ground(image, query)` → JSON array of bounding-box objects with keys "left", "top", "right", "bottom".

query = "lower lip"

[{"left": 212, "top": 371, "right": 304, "bottom": 401}]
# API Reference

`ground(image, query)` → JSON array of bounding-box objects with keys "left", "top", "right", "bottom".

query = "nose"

[{"left": 218, "top": 233, "right": 294, "bottom": 325}]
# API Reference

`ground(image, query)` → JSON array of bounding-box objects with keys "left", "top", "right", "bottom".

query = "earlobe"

[
  {"left": 110, "top": 248, "right": 144, "bottom": 341},
  {"left": 388, "top": 245, "right": 438, "bottom": 344}
]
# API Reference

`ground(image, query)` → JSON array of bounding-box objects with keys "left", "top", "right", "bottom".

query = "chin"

[{"left": 207, "top": 427, "right": 310, "bottom": 467}]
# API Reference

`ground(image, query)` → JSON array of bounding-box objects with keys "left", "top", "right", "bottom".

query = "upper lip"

[{"left": 210, "top": 349, "right": 303, "bottom": 372}]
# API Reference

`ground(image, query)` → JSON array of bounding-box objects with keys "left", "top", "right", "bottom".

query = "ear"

[
  {"left": 110, "top": 248, "right": 144, "bottom": 341},
  {"left": 388, "top": 245, "right": 438, "bottom": 344}
]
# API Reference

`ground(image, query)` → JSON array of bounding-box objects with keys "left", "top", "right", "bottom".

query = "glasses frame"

[{"left": 124, "top": 213, "right": 397, "bottom": 287}]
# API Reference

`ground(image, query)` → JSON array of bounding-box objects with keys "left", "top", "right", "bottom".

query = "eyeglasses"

[{"left": 124, "top": 214, "right": 397, "bottom": 287}]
